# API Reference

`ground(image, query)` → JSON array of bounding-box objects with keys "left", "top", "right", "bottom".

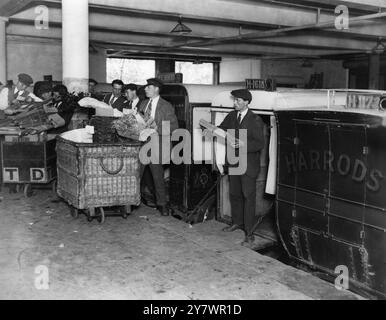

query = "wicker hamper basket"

[
  {"left": 89, "top": 116, "right": 119, "bottom": 143},
  {"left": 56, "top": 135, "right": 142, "bottom": 221}
]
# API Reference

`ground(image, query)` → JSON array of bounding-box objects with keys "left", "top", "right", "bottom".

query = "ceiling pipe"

[{"left": 161, "top": 10, "right": 386, "bottom": 51}]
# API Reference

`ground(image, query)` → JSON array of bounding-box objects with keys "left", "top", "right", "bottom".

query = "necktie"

[
  {"left": 128, "top": 100, "right": 133, "bottom": 108},
  {"left": 238, "top": 113, "right": 242, "bottom": 124},
  {"left": 145, "top": 99, "right": 152, "bottom": 119},
  {"left": 109, "top": 95, "right": 116, "bottom": 106}
]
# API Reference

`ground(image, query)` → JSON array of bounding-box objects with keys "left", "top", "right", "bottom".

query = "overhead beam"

[
  {"left": 7, "top": 23, "right": 363, "bottom": 58},
  {"left": 0, "top": 0, "right": 36, "bottom": 16},
  {"left": 8, "top": 16, "right": 375, "bottom": 52},
  {"left": 164, "top": 10, "right": 386, "bottom": 50},
  {"left": 33, "top": 0, "right": 275, "bottom": 30},
  {"left": 9, "top": 7, "right": 380, "bottom": 52},
  {"left": 12, "top": 1, "right": 386, "bottom": 39},
  {"left": 286, "top": 0, "right": 386, "bottom": 11}
]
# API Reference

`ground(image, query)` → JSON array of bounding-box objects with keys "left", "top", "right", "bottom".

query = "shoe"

[
  {"left": 158, "top": 206, "right": 170, "bottom": 216},
  {"left": 241, "top": 235, "right": 256, "bottom": 248},
  {"left": 222, "top": 224, "right": 241, "bottom": 232},
  {"left": 141, "top": 196, "right": 157, "bottom": 208}
]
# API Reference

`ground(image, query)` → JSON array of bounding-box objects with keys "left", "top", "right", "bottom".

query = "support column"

[
  {"left": 0, "top": 17, "right": 8, "bottom": 85},
  {"left": 62, "top": 0, "right": 89, "bottom": 93},
  {"left": 368, "top": 53, "right": 380, "bottom": 90}
]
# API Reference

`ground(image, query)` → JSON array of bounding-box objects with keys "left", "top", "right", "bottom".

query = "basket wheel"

[
  {"left": 8, "top": 185, "right": 17, "bottom": 194},
  {"left": 97, "top": 207, "right": 105, "bottom": 224},
  {"left": 87, "top": 207, "right": 95, "bottom": 222},
  {"left": 70, "top": 207, "right": 79, "bottom": 219},
  {"left": 24, "top": 184, "right": 33, "bottom": 198},
  {"left": 121, "top": 205, "right": 131, "bottom": 219}
]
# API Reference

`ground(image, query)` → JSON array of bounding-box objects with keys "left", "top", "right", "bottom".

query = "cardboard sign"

[
  {"left": 3, "top": 168, "right": 19, "bottom": 182},
  {"left": 346, "top": 93, "right": 385, "bottom": 111},
  {"left": 30, "top": 168, "right": 46, "bottom": 182},
  {"left": 156, "top": 73, "right": 183, "bottom": 83},
  {"left": 245, "top": 78, "right": 276, "bottom": 91}
]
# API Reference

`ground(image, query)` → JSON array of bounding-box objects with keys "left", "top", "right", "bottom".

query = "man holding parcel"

[{"left": 208, "top": 89, "right": 265, "bottom": 249}]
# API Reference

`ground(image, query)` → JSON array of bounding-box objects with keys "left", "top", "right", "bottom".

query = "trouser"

[
  {"left": 140, "top": 164, "right": 167, "bottom": 206},
  {"left": 229, "top": 174, "right": 258, "bottom": 237},
  {"left": 141, "top": 165, "right": 155, "bottom": 196}
]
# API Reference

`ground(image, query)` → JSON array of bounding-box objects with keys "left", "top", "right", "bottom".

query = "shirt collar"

[
  {"left": 150, "top": 95, "right": 160, "bottom": 105},
  {"left": 238, "top": 108, "right": 248, "bottom": 117}
]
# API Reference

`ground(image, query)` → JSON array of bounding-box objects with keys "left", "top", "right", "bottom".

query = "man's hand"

[
  {"left": 202, "top": 128, "right": 213, "bottom": 138},
  {"left": 146, "top": 116, "right": 157, "bottom": 129}
]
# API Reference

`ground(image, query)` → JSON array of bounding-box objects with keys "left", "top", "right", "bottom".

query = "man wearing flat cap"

[
  {"left": 216, "top": 89, "right": 265, "bottom": 249},
  {"left": 138, "top": 77, "right": 178, "bottom": 216},
  {"left": 0, "top": 73, "right": 42, "bottom": 110}
]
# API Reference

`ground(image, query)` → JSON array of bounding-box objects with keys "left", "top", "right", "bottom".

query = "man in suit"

[
  {"left": 138, "top": 78, "right": 178, "bottom": 216},
  {"left": 215, "top": 89, "right": 265, "bottom": 248},
  {"left": 51, "top": 84, "right": 78, "bottom": 133},
  {"left": 122, "top": 83, "right": 141, "bottom": 113},
  {"left": 103, "top": 79, "right": 126, "bottom": 112}
]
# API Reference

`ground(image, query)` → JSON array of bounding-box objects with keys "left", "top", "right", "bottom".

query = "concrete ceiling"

[{"left": 1, "top": 0, "right": 386, "bottom": 60}]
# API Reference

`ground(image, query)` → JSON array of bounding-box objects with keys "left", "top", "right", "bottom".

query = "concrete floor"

[{"left": 0, "top": 187, "right": 362, "bottom": 300}]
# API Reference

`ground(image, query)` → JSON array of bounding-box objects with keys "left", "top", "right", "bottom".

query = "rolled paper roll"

[{"left": 199, "top": 118, "right": 244, "bottom": 147}]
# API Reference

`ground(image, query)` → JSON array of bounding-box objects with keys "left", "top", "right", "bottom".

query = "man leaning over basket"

[
  {"left": 0, "top": 73, "right": 41, "bottom": 110},
  {"left": 138, "top": 78, "right": 178, "bottom": 216}
]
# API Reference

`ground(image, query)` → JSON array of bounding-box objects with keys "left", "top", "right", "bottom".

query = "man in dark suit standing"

[
  {"left": 138, "top": 78, "right": 178, "bottom": 216},
  {"left": 216, "top": 89, "right": 265, "bottom": 248},
  {"left": 103, "top": 79, "right": 126, "bottom": 112}
]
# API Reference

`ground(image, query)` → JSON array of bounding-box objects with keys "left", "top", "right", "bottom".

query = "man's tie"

[
  {"left": 238, "top": 113, "right": 242, "bottom": 124},
  {"left": 145, "top": 99, "right": 152, "bottom": 119},
  {"left": 128, "top": 100, "right": 133, "bottom": 109},
  {"left": 109, "top": 95, "right": 115, "bottom": 106}
]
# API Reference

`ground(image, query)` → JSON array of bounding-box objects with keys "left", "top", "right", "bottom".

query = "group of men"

[
  {"left": 0, "top": 73, "right": 266, "bottom": 249},
  {"left": 0, "top": 73, "right": 80, "bottom": 133},
  {"left": 100, "top": 77, "right": 179, "bottom": 217},
  {"left": 97, "top": 79, "right": 141, "bottom": 112}
]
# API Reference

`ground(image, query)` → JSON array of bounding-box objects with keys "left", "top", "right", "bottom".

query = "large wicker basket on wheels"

[{"left": 56, "top": 136, "right": 142, "bottom": 223}]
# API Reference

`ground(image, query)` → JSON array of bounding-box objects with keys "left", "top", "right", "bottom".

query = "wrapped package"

[
  {"left": 112, "top": 112, "right": 155, "bottom": 141},
  {"left": 139, "top": 127, "right": 157, "bottom": 141},
  {"left": 78, "top": 97, "right": 110, "bottom": 109},
  {"left": 78, "top": 97, "right": 124, "bottom": 118},
  {"left": 48, "top": 113, "right": 65, "bottom": 128},
  {"left": 60, "top": 126, "right": 94, "bottom": 143}
]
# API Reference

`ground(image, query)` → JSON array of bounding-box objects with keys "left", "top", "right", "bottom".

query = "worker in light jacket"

[
  {"left": 0, "top": 73, "right": 41, "bottom": 110},
  {"left": 217, "top": 89, "right": 265, "bottom": 249},
  {"left": 138, "top": 78, "right": 178, "bottom": 216}
]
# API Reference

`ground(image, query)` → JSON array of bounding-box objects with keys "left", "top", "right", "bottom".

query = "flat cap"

[
  {"left": 231, "top": 89, "right": 252, "bottom": 103},
  {"left": 146, "top": 78, "right": 163, "bottom": 88},
  {"left": 18, "top": 73, "right": 33, "bottom": 86}
]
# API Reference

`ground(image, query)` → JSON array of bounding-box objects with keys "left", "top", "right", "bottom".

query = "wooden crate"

[
  {"left": 56, "top": 136, "right": 142, "bottom": 210},
  {"left": 1, "top": 138, "right": 57, "bottom": 184}
]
